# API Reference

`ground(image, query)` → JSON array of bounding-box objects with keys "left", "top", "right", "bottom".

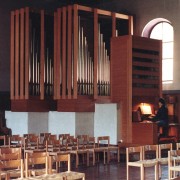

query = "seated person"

[{"left": 151, "top": 98, "right": 169, "bottom": 136}]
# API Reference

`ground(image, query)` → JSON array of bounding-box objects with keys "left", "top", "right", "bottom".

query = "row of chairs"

[
  {"left": 0, "top": 146, "right": 85, "bottom": 180},
  {"left": 0, "top": 134, "right": 119, "bottom": 168},
  {"left": 126, "top": 143, "right": 172, "bottom": 180}
]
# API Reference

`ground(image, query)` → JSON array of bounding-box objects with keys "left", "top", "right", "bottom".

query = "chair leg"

[
  {"left": 126, "top": 165, "right": 129, "bottom": 180},
  {"left": 103, "top": 151, "right": 106, "bottom": 164},
  {"left": 155, "top": 164, "right": 159, "bottom": 180},
  {"left": 140, "top": 166, "right": 144, "bottom": 180}
]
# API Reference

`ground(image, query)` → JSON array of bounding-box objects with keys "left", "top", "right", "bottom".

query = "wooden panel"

[
  {"left": 111, "top": 35, "right": 132, "bottom": 143},
  {"left": 53, "top": 11, "right": 57, "bottom": 99},
  {"left": 67, "top": 6, "right": 72, "bottom": 99},
  {"left": 132, "top": 79, "right": 159, "bottom": 85},
  {"left": 62, "top": 7, "right": 67, "bottom": 99},
  {"left": 73, "top": 4, "right": 78, "bottom": 99},
  {"left": 40, "top": 10, "right": 45, "bottom": 100},
  {"left": 112, "top": 12, "right": 116, "bottom": 37},
  {"left": 25, "top": 7, "right": 29, "bottom": 100},
  {"left": 93, "top": 9, "right": 98, "bottom": 99},
  {"left": 128, "top": 16, "right": 133, "bottom": 35},
  {"left": 15, "top": 10, "right": 19, "bottom": 99},
  {"left": 11, "top": 99, "right": 56, "bottom": 112},
  {"left": 56, "top": 8, "right": 61, "bottom": 99},
  {"left": 132, "top": 122, "right": 158, "bottom": 145},
  {"left": 10, "top": 11, "right": 15, "bottom": 100},
  {"left": 57, "top": 96, "right": 95, "bottom": 112},
  {"left": 20, "top": 8, "right": 25, "bottom": 99},
  {"left": 133, "top": 88, "right": 160, "bottom": 96}
]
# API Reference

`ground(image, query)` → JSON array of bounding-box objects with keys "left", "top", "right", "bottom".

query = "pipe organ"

[{"left": 10, "top": 4, "right": 133, "bottom": 112}]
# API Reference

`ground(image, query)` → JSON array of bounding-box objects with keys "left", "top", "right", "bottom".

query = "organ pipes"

[
  {"left": 97, "top": 24, "right": 110, "bottom": 96},
  {"left": 78, "top": 17, "right": 94, "bottom": 95},
  {"left": 11, "top": 5, "right": 133, "bottom": 101}
]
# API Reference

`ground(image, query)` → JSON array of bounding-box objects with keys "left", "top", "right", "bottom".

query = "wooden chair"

[
  {"left": 158, "top": 143, "right": 172, "bottom": 178},
  {"left": 25, "top": 151, "right": 48, "bottom": 178},
  {"left": 45, "top": 139, "right": 62, "bottom": 152},
  {"left": 86, "top": 136, "right": 96, "bottom": 166},
  {"left": 168, "top": 149, "right": 180, "bottom": 179},
  {"left": 48, "top": 152, "right": 85, "bottom": 180},
  {"left": 0, "top": 158, "right": 24, "bottom": 179},
  {"left": 69, "top": 137, "right": 89, "bottom": 168},
  {"left": 126, "top": 145, "right": 159, "bottom": 180},
  {"left": 8, "top": 135, "right": 24, "bottom": 148},
  {"left": 0, "top": 151, "right": 24, "bottom": 179}
]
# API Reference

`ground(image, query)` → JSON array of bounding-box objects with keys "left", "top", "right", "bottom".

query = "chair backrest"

[
  {"left": 1, "top": 158, "right": 24, "bottom": 179},
  {"left": 86, "top": 136, "right": 95, "bottom": 149},
  {"left": 66, "top": 136, "right": 78, "bottom": 150},
  {"left": 168, "top": 149, "right": 180, "bottom": 167},
  {"left": 8, "top": 135, "right": 23, "bottom": 148},
  {"left": 143, "top": 144, "right": 158, "bottom": 160},
  {"left": 158, "top": 143, "right": 172, "bottom": 158},
  {"left": 0, "top": 152, "right": 21, "bottom": 161},
  {"left": 48, "top": 153, "right": 70, "bottom": 173},
  {"left": 97, "top": 136, "right": 110, "bottom": 147},
  {"left": 25, "top": 152, "right": 48, "bottom": 177},
  {"left": 126, "top": 146, "right": 143, "bottom": 163},
  {"left": 0, "top": 147, "right": 22, "bottom": 159}
]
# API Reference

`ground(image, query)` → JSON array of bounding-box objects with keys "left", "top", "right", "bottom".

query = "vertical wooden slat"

[
  {"left": 10, "top": 11, "right": 15, "bottom": 100},
  {"left": 62, "top": 7, "right": 67, "bottom": 99},
  {"left": 94, "top": 9, "right": 98, "bottom": 99},
  {"left": 67, "top": 6, "right": 72, "bottom": 99},
  {"left": 40, "top": 10, "right": 45, "bottom": 100},
  {"left": 112, "top": 12, "right": 116, "bottom": 37},
  {"left": 53, "top": 11, "right": 57, "bottom": 99},
  {"left": 25, "top": 7, "right": 29, "bottom": 99},
  {"left": 128, "top": 15, "right": 133, "bottom": 35},
  {"left": 57, "top": 8, "right": 61, "bottom": 99},
  {"left": 15, "top": 10, "right": 19, "bottom": 99},
  {"left": 20, "top": 8, "right": 25, "bottom": 99},
  {"left": 73, "top": 4, "right": 78, "bottom": 99}
]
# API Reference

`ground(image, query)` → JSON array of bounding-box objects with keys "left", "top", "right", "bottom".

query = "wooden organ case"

[
  {"left": 10, "top": 4, "right": 133, "bottom": 112},
  {"left": 111, "top": 35, "right": 162, "bottom": 143}
]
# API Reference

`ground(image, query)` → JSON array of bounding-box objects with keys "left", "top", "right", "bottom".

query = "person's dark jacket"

[{"left": 154, "top": 105, "right": 168, "bottom": 126}]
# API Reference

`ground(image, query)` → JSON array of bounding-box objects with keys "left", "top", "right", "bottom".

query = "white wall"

[
  {"left": 94, "top": 103, "right": 119, "bottom": 145},
  {"left": 48, "top": 111, "right": 76, "bottom": 136},
  {"left": 5, "top": 111, "right": 28, "bottom": 136},
  {"left": 75, "top": 112, "right": 94, "bottom": 137},
  {"left": 5, "top": 103, "right": 119, "bottom": 145},
  {"left": 28, "top": 112, "right": 48, "bottom": 135}
]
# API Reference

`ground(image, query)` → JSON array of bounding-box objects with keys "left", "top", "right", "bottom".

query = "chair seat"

[
  {"left": 128, "top": 159, "right": 158, "bottom": 168},
  {"left": 59, "top": 171, "right": 85, "bottom": 180},
  {"left": 158, "top": 157, "right": 168, "bottom": 164}
]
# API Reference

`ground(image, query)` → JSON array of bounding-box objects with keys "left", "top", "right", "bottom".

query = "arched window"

[{"left": 142, "top": 18, "right": 174, "bottom": 84}]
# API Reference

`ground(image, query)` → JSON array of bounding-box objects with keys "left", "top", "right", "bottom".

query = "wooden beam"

[
  {"left": 20, "top": 8, "right": 25, "bottom": 99},
  {"left": 93, "top": 9, "right": 98, "bottom": 99},
  {"left": 15, "top": 10, "right": 19, "bottom": 99},
  {"left": 25, "top": 7, "right": 29, "bottom": 99},
  {"left": 53, "top": 11, "right": 57, "bottom": 99},
  {"left": 10, "top": 11, "right": 15, "bottom": 100},
  {"left": 56, "top": 8, "right": 61, "bottom": 99},
  {"left": 67, "top": 6, "right": 72, "bottom": 99},
  {"left": 62, "top": 7, "right": 67, "bottom": 99},
  {"left": 40, "top": 10, "right": 45, "bottom": 100},
  {"left": 112, "top": 12, "right": 116, "bottom": 37},
  {"left": 73, "top": 4, "right": 78, "bottom": 99},
  {"left": 129, "top": 15, "right": 134, "bottom": 35}
]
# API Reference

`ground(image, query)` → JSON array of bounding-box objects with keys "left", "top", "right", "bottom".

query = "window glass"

[
  {"left": 162, "top": 59, "right": 173, "bottom": 82},
  {"left": 150, "top": 22, "right": 173, "bottom": 83}
]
